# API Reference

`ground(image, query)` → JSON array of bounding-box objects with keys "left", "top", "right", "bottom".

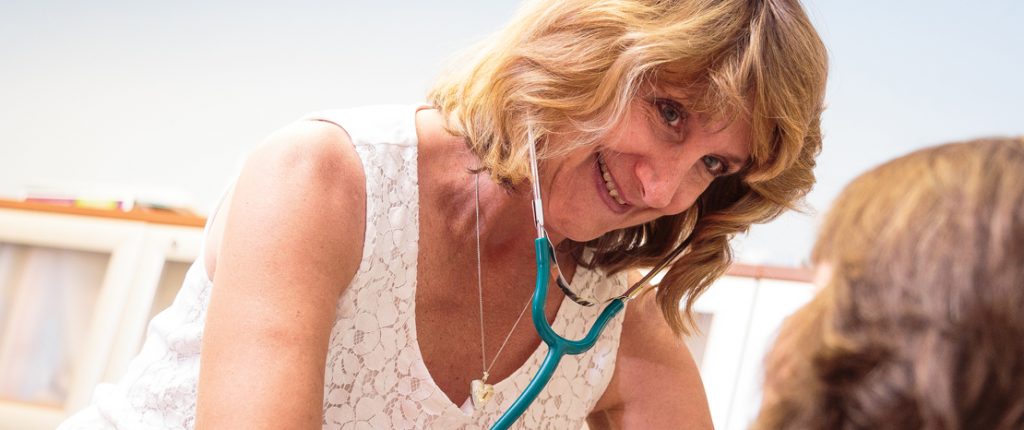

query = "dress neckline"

[{"left": 406, "top": 104, "right": 595, "bottom": 419}]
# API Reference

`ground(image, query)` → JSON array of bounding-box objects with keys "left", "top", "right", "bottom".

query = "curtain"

[{"left": 0, "top": 244, "right": 107, "bottom": 405}]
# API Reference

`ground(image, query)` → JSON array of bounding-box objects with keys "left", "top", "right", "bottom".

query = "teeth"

[{"left": 597, "top": 155, "right": 627, "bottom": 205}]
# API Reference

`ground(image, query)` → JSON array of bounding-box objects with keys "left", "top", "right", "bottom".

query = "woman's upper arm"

[
  {"left": 195, "top": 120, "right": 366, "bottom": 429},
  {"left": 589, "top": 271, "right": 714, "bottom": 430}
]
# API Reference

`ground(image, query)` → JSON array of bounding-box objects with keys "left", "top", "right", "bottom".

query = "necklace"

[{"left": 470, "top": 172, "right": 532, "bottom": 408}]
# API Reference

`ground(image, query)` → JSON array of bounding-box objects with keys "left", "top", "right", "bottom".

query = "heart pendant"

[{"left": 471, "top": 379, "right": 495, "bottom": 407}]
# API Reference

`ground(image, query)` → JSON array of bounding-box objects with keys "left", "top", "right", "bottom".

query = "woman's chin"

[
  {"left": 548, "top": 223, "right": 607, "bottom": 244},
  {"left": 567, "top": 233, "right": 602, "bottom": 244}
]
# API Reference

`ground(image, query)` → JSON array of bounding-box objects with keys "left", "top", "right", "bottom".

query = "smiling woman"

[
  {"left": 57, "top": 0, "right": 827, "bottom": 429},
  {"left": 430, "top": 0, "right": 828, "bottom": 335},
  {"left": 522, "top": 88, "right": 754, "bottom": 241}
]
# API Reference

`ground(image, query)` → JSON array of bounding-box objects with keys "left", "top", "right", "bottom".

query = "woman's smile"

[{"left": 594, "top": 152, "right": 631, "bottom": 214}]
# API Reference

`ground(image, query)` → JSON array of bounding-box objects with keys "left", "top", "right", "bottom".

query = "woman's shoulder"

[
  {"left": 253, "top": 119, "right": 364, "bottom": 183},
  {"left": 204, "top": 118, "right": 367, "bottom": 282},
  {"left": 234, "top": 119, "right": 367, "bottom": 219}
]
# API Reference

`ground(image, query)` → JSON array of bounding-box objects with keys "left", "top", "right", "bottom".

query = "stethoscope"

[{"left": 490, "top": 130, "right": 690, "bottom": 429}]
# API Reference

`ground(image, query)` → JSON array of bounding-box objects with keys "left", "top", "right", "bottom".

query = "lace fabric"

[{"left": 58, "top": 105, "right": 626, "bottom": 429}]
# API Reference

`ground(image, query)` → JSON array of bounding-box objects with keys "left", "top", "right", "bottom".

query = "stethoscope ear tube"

[{"left": 489, "top": 238, "right": 626, "bottom": 429}]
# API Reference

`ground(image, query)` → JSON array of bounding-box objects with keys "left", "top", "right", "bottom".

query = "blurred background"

[{"left": 0, "top": 1, "right": 1021, "bottom": 429}]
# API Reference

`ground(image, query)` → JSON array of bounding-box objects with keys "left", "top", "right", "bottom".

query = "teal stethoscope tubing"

[
  {"left": 488, "top": 129, "right": 688, "bottom": 428},
  {"left": 489, "top": 238, "right": 626, "bottom": 429},
  {"left": 489, "top": 130, "right": 635, "bottom": 429}
]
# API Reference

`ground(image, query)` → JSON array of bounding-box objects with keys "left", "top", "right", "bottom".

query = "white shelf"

[{"left": 0, "top": 207, "right": 203, "bottom": 428}]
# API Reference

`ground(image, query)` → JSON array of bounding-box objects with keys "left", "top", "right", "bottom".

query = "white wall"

[{"left": 0, "top": 0, "right": 520, "bottom": 213}]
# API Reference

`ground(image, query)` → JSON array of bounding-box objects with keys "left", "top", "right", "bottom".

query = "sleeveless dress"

[{"left": 58, "top": 104, "right": 628, "bottom": 429}]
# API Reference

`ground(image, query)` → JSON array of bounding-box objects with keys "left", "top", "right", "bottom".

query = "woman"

[
  {"left": 60, "top": 0, "right": 827, "bottom": 428},
  {"left": 755, "top": 137, "right": 1024, "bottom": 429}
]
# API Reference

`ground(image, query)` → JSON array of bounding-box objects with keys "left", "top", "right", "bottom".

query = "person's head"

[
  {"left": 756, "top": 137, "right": 1024, "bottom": 429},
  {"left": 429, "top": 0, "right": 828, "bottom": 333}
]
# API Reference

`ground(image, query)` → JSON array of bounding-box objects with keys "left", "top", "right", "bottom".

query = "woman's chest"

[
  {"left": 414, "top": 237, "right": 563, "bottom": 406},
  {"left": 324, "top": 236, "right": 624, "bottom": 427}
]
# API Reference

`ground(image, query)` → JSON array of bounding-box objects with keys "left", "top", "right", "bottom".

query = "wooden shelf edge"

[
  {"left": 0, "top": 199, "right": 206, "bottom": 228},
  {"left": 727, "top": 262, "right": 814, "bottom": 283}
]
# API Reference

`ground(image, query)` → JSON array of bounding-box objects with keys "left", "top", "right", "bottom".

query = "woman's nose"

[
  {"left": 634, "top": 153, "right": 691, "bottom": 211},
  {"left": 634, "top": 156, "right": 684, "bottom": 210}
]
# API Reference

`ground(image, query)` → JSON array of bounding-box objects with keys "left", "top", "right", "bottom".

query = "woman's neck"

[{"left": 414, "top": 108, "right": 569, "bottom": 262}]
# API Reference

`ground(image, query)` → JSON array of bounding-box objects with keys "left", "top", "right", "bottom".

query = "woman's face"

[{"left": 540, "top": 85, "right": 752, "bottom": 242}]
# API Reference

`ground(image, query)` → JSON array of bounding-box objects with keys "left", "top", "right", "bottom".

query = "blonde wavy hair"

[
  {"left": 755, "top": 137, "right": 1024, "bottom": 429},
  {"left": 428, "top": 0, "right": 828, "bottom": 334}
]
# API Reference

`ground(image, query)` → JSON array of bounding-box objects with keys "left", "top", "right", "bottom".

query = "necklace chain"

[{"left": 474, "top": 172, "right": 532, "bottom": 382}]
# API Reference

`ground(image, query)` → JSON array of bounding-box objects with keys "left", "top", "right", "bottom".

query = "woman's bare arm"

[
  {"left": 588, "top": 272, "right": 714, "bottom": 430},
  {"left": 195, "top": 120, "right": 366, "bottom": 429}
]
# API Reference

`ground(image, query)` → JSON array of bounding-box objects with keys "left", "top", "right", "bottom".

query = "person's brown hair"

[
  {"left": 755, "top": 137, "right": 1024, "bottom": 429},
  {"left": 429, "top": 0, "right": 828, "bottom": 334}
]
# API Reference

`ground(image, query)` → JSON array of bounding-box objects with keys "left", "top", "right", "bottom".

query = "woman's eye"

[
  {"left": 702, "top": 156, "right": 727, "bottom": 176},
  {"left": 655, "top": 100, "right": 684, "bottom": 128}
]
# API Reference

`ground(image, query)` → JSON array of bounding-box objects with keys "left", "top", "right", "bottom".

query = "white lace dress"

[{"left": 58, "top": 104, "right": 627, "bottom": 429}]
